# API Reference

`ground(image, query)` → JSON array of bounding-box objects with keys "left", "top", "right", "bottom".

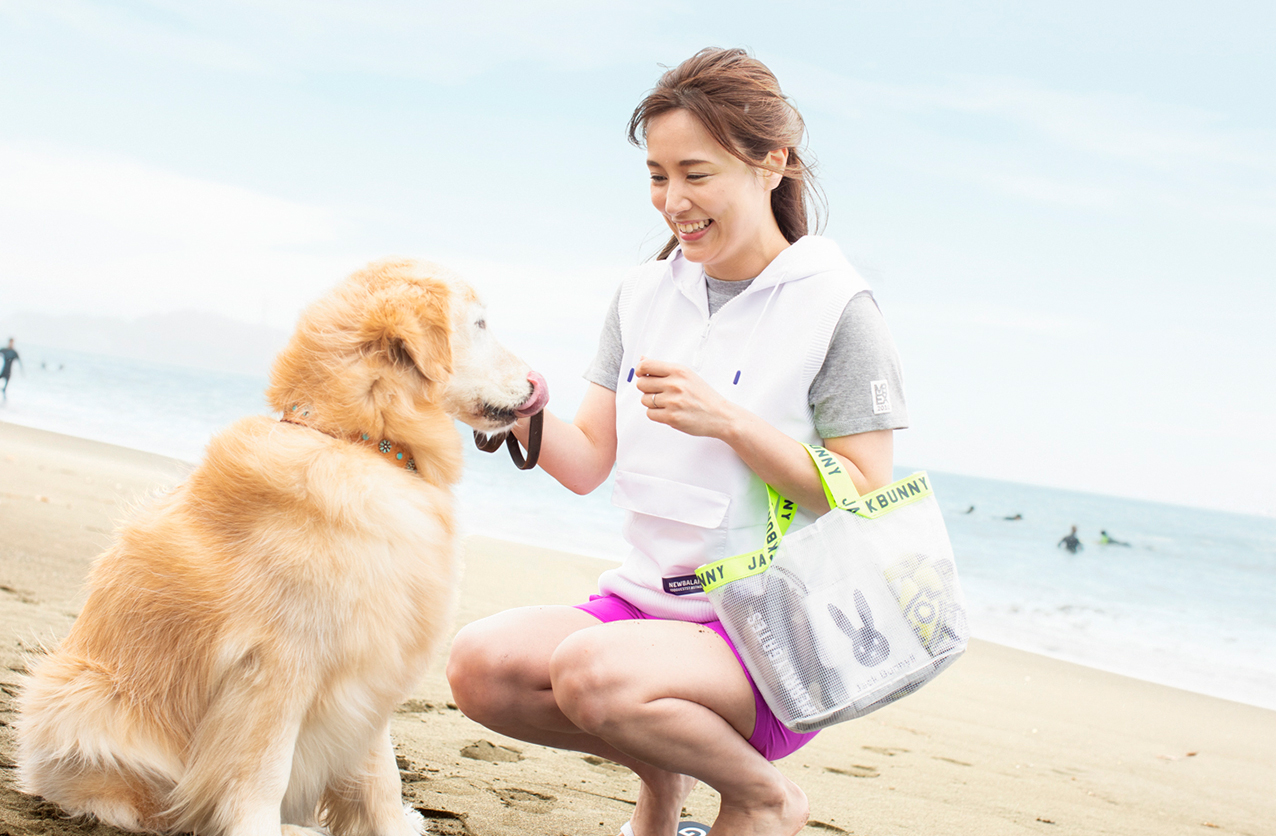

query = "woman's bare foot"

[
  {"left": 710, "top": 770, "right": 808, "bottom": 836},
  {"left": 629, "top": 769, "right": 699, "bottom": 836}
]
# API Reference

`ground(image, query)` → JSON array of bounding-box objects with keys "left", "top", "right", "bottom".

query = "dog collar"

[{"left": 281, "top": 405, "right": 417, "bottom": 474}]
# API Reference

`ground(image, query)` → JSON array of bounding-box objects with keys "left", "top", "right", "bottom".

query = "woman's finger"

[{"left": 635, "top": 356, "right": 678, "bottom": 378}]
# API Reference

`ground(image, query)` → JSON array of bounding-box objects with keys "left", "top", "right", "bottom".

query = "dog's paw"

[{"left": 403, "top": 804, "right": 426, "bottom": 835}]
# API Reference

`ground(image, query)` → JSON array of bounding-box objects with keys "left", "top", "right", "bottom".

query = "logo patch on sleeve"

[{"left": 871, "top": 380, "right": 892, "bottom": 415}]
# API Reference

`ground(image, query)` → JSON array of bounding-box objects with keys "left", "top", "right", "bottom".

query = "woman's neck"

[{"left": 704, "top": 226, "right": 792, "bottom": 281}]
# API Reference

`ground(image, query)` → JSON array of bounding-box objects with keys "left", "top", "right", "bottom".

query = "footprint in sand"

[
  {"left": 395, "top": 754, "right": 435, "bottom": 784},
  {"left": 461, "top": 739, "right": 523, "bottom": 763},
  {"left": 824, "top": 764, "right": 879, "bottom": 778},
  {"left": 416, "top": 807, "right": 472, "bottom": 836},
  {"left": 494, "top": 787, "right": 556, "bottom": 814},
  {"left": 582, "top": 755, "right": 629, "bottom": 773}
]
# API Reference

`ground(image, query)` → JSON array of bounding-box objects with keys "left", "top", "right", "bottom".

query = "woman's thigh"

[{"left": 550, "top": 618, "right": 758, "bottom": 742}]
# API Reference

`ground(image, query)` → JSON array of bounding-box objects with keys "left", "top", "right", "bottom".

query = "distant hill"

[{"left": 0, "top": 310, "right": 289, "bottom": 377}]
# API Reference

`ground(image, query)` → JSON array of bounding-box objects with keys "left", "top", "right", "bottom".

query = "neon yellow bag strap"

[
  {"left": 803, "top": 443, "right": 862, "bottom": 511},
  {"left": 805, "top": 445, "right": 936, "bottom": 518},
  {"left": 696, "top": 444, "right": 852, "bottom": 593},
  {"left": 843, "top": 471, "right": 934, "bottom": 519},
  {"left": 805, "top": 443, "right": 936, "bottom": 521},
  {"left": 695, "top": 446, "right": 937, "bottom": 592}
]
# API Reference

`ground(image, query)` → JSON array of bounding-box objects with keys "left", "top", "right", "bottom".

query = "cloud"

[
  {"left": 2, "top": 0, "right": 672, "bottom": 82},
  {"left": 0, "top": 142, "right": 353, "bottom": 323},
  {"left": 787, "top": 63, "right": 1276, "bottom": 223},
  {"left": 928, "top": 77, "right": 1275, "bottom": 174},
  {"left": 3, "top": 0, "right": 268, "bottom": 74},
  {"left": 794, "top": 64, "right": 1274, "bottom": 172},
  {"left": 1, "top": 142, "right": 338, "bottom": 247}
]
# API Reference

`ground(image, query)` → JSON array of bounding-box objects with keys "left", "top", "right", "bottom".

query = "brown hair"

[{"left": 627, "top": 47, "right": 824, "bottom": 260}]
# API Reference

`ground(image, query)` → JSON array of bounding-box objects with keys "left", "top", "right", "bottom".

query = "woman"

[{"left": 447, "top": 48, "right": 908, "bottom": 836}]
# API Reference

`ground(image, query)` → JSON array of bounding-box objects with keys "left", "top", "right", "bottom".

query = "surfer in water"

[
  {"left": 1, "top": 338, "right": 21, "bottom": 402},
  {"left": 1100, "top": 530, "right": 1131, "bottom": 547},
  {"left": 1058, "top": 525, "right": 1083, "bottom": 554}
]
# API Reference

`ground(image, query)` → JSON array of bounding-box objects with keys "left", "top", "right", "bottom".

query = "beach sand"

[{"left": 1, "top": 419, "right": 1272, "bottom": 835}]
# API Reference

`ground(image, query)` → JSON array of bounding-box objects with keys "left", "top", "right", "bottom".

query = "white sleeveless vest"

[{"left": 598, "top": 236, "right": 870, "bottom": 620}]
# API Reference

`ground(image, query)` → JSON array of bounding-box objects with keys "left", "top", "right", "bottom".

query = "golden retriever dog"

[{"left": 15, "top": 259, "right": 548, "bottom": 836}]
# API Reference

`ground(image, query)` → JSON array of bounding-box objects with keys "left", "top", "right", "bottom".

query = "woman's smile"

[{"left": 675, "top": 218, "right": 714, "bottom": 239}]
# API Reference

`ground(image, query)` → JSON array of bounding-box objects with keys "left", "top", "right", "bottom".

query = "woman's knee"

[
  {"left": 446, "top": 619, "right": 512, "bottom": 721},
  {"left": 447, "top": 606, "right": 591, "bottom": 723},
  {"left": 549, "top": 631, "right": 637, "bottom": 737}
]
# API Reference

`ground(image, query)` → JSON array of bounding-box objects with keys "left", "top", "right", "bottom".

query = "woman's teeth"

[{"left": 676, "top": 219, "right": 712, "bottom": 234}]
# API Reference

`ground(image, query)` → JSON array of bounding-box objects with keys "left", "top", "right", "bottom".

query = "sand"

[{"left": 1, "top": 419, "right": 1273, "bottom": 835}]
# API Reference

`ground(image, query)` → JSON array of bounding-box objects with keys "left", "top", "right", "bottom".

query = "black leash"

[{"left": 473, "top": 410, "right": 543, "bottom": 470}]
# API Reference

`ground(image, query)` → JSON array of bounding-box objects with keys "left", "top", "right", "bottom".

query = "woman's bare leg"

[
  {"left": 448, "top": 607, "right": 698, "bottom": 833},
  {"left": 551, "top": 620, "right": 806, "bottom": 836},
  {"left": 446, "top": 607, "right": 807, "bottom": 836}
]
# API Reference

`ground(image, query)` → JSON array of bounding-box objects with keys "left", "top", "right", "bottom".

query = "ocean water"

[{"left": 5, "top": 343, "right": 1275, "bottom": 710}]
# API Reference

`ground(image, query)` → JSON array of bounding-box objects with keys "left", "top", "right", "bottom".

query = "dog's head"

[{"left": 266, "top": 260, "right": 545, "bottom": 442}]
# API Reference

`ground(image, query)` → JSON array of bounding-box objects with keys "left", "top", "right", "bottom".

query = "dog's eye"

[{"left": 475, "top": 319, "right": 486, "bottom": 330}]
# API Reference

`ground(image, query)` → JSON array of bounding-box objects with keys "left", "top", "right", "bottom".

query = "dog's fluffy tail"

[{"left": 16, "top": 651, "right": 183, "bottom": 832}]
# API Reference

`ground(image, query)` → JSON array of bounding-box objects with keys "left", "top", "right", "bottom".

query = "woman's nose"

[{"left": 664, "top": 180, "right": 692, "bottom": 215}]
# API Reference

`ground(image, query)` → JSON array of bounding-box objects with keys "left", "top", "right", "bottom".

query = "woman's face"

[{"left": 645, "top": 109, "right": 789, "bottom": 281}]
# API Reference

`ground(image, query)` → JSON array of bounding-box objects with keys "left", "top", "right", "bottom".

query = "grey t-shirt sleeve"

[
  {"left": 583, "top": 284, "right": 624, "bottom": 392},
  {"left": 810, "top": 292, "right": 909, "bottom": 438}
]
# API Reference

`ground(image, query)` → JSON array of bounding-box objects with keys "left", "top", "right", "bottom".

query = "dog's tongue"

[{"left": 515, "top": 371, "right": 549, "bottom": 418}]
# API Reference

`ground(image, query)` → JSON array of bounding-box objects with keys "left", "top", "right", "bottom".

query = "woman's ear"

[{"left": 762, "top": 147, "right": 789, "bottom": 191}]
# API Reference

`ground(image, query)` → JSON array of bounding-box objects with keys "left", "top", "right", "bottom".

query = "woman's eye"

[
  {"left": 687, "top": 173, "right": 709, "bottom": 181},
  {"left": 476, "top": 320, "right": 486, "bottom": 330},
  {"left": 649, "top": 174, "right": 667, "bottom": 183}
]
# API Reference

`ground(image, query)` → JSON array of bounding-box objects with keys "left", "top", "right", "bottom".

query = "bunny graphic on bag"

[{"left": 828, "top": 590, "right": 890, "bottom": 667}]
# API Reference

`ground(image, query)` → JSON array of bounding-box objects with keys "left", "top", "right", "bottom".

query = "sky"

[{"left": 1, "top": 0, "right": 1273, "bottom": 516}]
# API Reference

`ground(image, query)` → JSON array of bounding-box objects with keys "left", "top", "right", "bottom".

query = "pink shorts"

[{"left": 575, "top": 594, "right": 819, "bottom": 761}]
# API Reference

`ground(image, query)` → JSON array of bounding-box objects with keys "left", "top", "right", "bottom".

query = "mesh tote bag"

[{"left": 695, "top": 445, "right": 968, "bottom": 732}]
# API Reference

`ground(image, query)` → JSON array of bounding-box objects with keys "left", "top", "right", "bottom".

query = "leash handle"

[{"left": 472, "top": 410, "right": 542, "bottom": 471}]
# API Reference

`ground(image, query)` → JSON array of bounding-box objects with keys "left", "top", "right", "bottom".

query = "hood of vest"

[{"left": 667, "top": 235, "right": 857, "bottom": 308}]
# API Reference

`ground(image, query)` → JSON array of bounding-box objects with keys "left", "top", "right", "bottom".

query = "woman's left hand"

[{"left": 634, "top": 356, "right": 738, "bottom": 439}]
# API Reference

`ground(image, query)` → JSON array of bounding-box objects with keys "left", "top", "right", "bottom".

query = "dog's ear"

[{"left": 359, "top": 281, "right": 453, "bottom": 394}]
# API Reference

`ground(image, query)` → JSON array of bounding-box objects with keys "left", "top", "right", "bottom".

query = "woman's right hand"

[{"left": 513, "top": 382, "right": 618, "bottom": 495}]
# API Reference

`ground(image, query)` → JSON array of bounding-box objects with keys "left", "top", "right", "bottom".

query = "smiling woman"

[
  {"left": 627, "top": 48, "right": 822, "bottom": 267},
  {"left": 447, "top": 47, "right": 910, "bottom": 836}
]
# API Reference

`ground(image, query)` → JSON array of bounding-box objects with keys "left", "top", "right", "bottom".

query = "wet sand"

[{"left": 2, "top": 420, "right": 1273, "bottom": 835}]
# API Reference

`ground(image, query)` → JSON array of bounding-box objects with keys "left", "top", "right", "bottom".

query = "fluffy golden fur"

[{"left": 16, "top": 260, "right": 541, "bottom": 836}]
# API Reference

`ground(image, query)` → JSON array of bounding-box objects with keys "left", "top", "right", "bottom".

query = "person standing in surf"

[
  {"left": 448, "top": 48, "right": 909, "bottom": 836},
  {"left": 1, "top": 339, "right": 22, "bottom": 402},
  {"left": 1059, "top": 525, "right": 1083, "bottom": 554}
]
